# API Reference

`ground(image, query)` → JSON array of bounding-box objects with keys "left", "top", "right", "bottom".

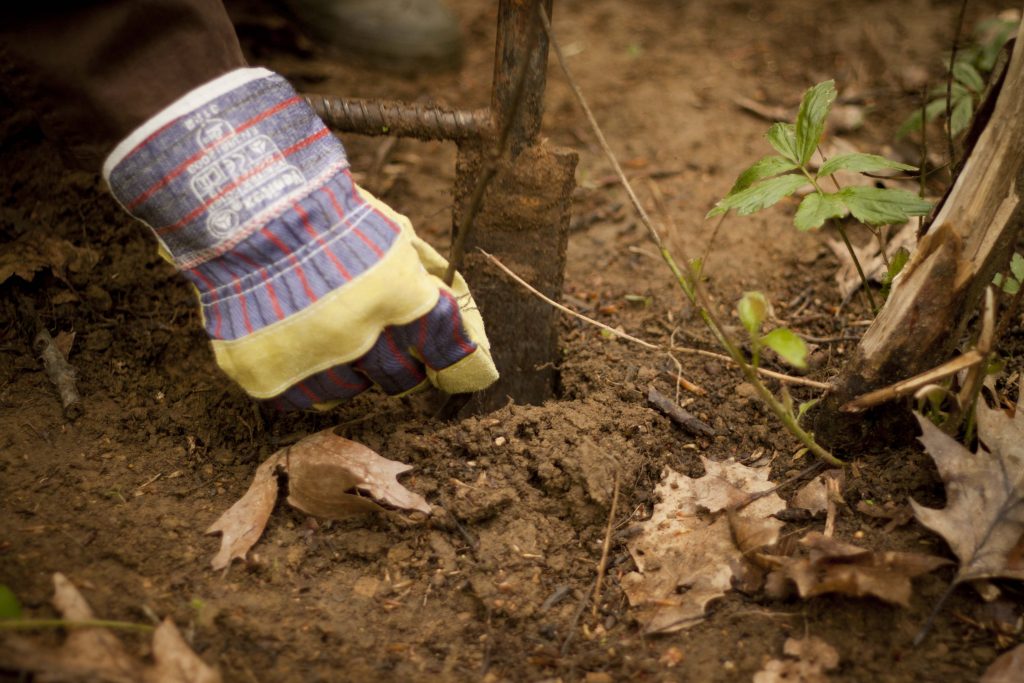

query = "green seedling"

[
  {"left": 0, "top": 585, "right": 22, "bottom": 620},
  {"left": 737, "top": 291, "right": 808, "bottom": 370},
  {"left": 880, "top": 246, "right": 911, "bottom": 300},
  {"left": 993, "top": 252, "right": 1024, "bottom": 295},
  {"left": 709, "top": 80, "right": 932, "bottom": 311},
  {"left": 899, "top": 13, "right": 1020, "bottom": 138}
]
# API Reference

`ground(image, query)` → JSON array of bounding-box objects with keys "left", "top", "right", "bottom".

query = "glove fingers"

[
  {"left": 354, "top": 326, "right": 429, "bottom": 396},
  {"left": 272, "top": 364, "right": 372, "bottom": 411},
  {"left": 402, "top": 290, "right": 478, "bottom": 370}
]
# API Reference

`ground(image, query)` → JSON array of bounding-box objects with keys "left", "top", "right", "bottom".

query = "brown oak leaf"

[
  {"left": 765, "top": 531, "right": 949, "bottom": 606},
  {"left": 911, "top": 399, "right": 1024, "bottom": 584},
  {"left": 207, "top": 429, "right": 431, "bottom": 570},
  {"left": 622, "top": 457, "right": 785, "bottom": 633}
]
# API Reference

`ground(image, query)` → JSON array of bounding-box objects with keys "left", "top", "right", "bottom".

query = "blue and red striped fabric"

[{"left": 106, "top": 69, "right": 480, "bottom": 409}]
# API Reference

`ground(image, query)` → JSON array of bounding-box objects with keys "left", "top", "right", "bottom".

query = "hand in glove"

[{"left": 104, "top": 68, "right": 498, "bottom": 410}]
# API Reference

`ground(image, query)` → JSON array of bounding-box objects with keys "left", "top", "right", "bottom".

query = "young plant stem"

[
  {"left": 833, "top": 221, "right": 879, "bottom": 313},
  {"left": 947, "top": 0, "right": 970, "bottom": 180},
  {"left": 0, "top": 618, "right": 155, "bottom": 633},
  {"left": 539, "top": 3, "right": 842, "bottom": 468},
  {"left": 807, "top": 151, "right": 879, "bottom": 313}
]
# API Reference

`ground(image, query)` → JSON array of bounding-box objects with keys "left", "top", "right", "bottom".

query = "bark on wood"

[{"left": 814, "top": 23, "right": 1024, "bottom": 450}]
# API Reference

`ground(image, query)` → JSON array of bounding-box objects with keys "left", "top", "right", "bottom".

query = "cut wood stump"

[{"left": 814, "top": 23, "right": 1024, "bottom": 450}]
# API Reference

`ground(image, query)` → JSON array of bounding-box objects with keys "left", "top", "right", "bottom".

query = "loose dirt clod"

[{"left": 753, "top": 636, "right": 840, "bottom": 683}]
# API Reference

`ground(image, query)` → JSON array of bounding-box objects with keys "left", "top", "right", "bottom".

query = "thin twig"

[
  {"left": 479, "top": 248, "right": 658, "bottom": 349},
  {"left": 539, "top": 4, "right": 841, "bottom": 467},
  {"left": 592, "top": 470, "right": 620, "bottom": 619},
  {"left": 480, "top": 248, "right": 830, "bottom": 390},
  {"left": 947, "top": 0, "right": 970, "bottom": 178}
]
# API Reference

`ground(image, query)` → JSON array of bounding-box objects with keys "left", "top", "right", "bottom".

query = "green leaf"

[
  {"left": 0, "top": 585, "right": 21, "bottom": 620},
  {"left": 929, "top": 81, "right": 970, "bottom": 99},
  {"left": 881, "top": 246, "right": 911, "bottom": 299},
  {"left": 624, "top": 294, "right": 653, "bottom": 308},
  {"left": 738, "top": 291, "right": 770, "bottom": 335},
  {"left": 728, "top": 155, "right": 799, "bottom": 194},
  {"left": 896, "top": 99, "right": 950, "bottom": 138},
  {"left": 760, "top": 327, "right": 808, "bottom": 369},
  {"left": 1011, "top": 253, "right": 1024, "bottom": 282},
  {"left": 794, "top": 80, "right": 837, "bottom": 165},
  {"left": 838, "top": 186, "right": 932, "bottom": 226},
  {"left": 796, "top": 398, "right": 820, "bottom": 425},
  {"left": 817, "top": 153, "right": 916, "bottom": 178},
  {"left": 766, "top": 123, "right": 800, "bottom": 163},
  {"left": 953, "top": 60, "right": 985, "bottom": 92},
  {"left": 950, "top": 94, "right": 974, "bottom": 136},
  {"left": 993, "top": 273, "right": 1020, "bottom": 295},
  {"left": 883, "top": 247, "right": 911, "bottom": 286},
  {"left": 794, "top": 192, "right": 846, "bottom": 231},
  {"left": 707, "top": 173, "right": 808, "bottom": 218}
]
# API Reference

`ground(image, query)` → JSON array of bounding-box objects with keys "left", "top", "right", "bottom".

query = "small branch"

[
  {"left": 34, "top": 327, "right": 82, "bottom": 420},
  {"left": 16, "top": 296, "right": 82, "bottom": 420},
  {"left": 841, "top": 349, "right": 985, "bottom": 413},
  {"left": 647, "top": 386, "right": 716, "bottom": 436},
  {"left": 591, "top": 470, "right": 620, "bottom": 619}
]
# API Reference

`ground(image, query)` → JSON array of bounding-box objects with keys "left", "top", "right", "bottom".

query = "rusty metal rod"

[{"left": 305, "top": 95, "right": 492, "bottom": 142}]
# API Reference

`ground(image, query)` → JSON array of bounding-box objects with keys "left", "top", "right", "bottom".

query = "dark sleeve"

[{"left": 0, "top": 0, "right": 247, "bottom": 169}]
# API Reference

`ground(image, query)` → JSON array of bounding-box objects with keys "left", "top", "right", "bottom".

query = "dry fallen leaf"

[
  {"left": 0, "top": 573, "right": 220, "bottom": 683},
  {"left": 207, "top": 429, "right": 431, "bottom": 570},
  {"left": 792, "top": 469, "right": 845, "bottom": 516},
  {"left": 911, "top": 399, "right": 1024, "bottom": 585},
  {"left": 0, "top": 234, "right": 99, "bottom": 285},
  {"left": 285, "top": 429, "right": 431, "bottom": 518},
  {"left": 980, "top": 644, "right": 1024, "bottom": 683},
  {"left": 765, "top": 531, "right": 949, "bottom": 606},
  {"left": 753, "top": 636, "right": 840, "bottom": 683},
  {"left": 622, "top": 457, "right": 785, "bottom": 633},
  {"left": 205, "top": 454, "right": 282, "bottom": 571}
]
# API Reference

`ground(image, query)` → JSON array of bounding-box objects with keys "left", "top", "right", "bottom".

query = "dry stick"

[
  {"left": 841, "top": 349, "right": 985, "bottom": 413},
  {"left": 947, "top": 0, "right": 970, "bottom": 181},
  {"left": 538, "top": 5, "right": 842, "bottom": 467},
  {"left": 591, "top": 470, "right": 620, "bottom": 619},
  {"left": 16, "top": 297, "right": 82, "bottom": 420},
  {"left": 480, "top": 248, "right": 828, "bottom": 390}
]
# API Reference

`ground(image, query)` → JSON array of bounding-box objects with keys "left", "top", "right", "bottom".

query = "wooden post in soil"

[
  {"left": 310, "top": 1, "right": 577, "bottom": 413},
  {"left": 455, "top": 0, "right": 577, "bottom": 412},
  {"left": 813, "top": 25, "right": 1024, "bottom": 449}
]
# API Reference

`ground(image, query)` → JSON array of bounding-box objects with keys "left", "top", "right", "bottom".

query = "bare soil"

[{"left": 2, "top": 1, "right": 1023, "bottom": 681}]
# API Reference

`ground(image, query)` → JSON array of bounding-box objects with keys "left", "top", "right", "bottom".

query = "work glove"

[{"left": 103, "top": 68, "right": 498, "bottom": 410}]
